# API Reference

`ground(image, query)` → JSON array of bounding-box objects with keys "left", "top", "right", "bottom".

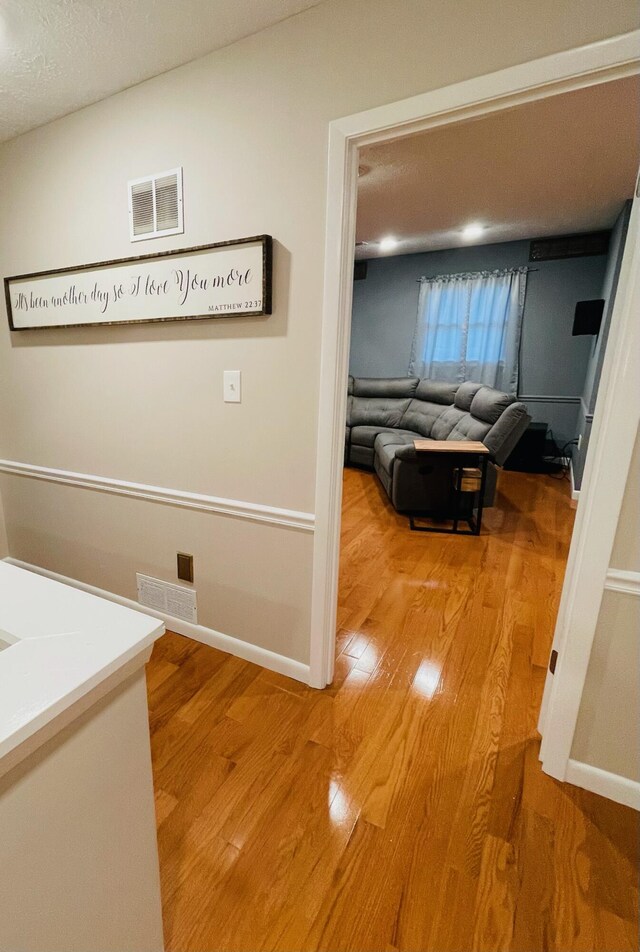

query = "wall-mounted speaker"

[{"left": 572, "top": 299, "right": 604, "bottom": 336}]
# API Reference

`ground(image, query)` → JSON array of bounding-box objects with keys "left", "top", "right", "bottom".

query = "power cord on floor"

[{"left": 543, "top": 429, "right": 578, "bottom": 480}]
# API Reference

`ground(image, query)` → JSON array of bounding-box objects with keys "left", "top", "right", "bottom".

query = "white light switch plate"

[{"left": 224, "top": 370, "right": 241, "bottom": 403}]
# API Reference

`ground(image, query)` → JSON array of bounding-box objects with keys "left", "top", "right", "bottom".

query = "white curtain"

[{"left": 408, "top": 268, "right": 528, "bottom": 395}]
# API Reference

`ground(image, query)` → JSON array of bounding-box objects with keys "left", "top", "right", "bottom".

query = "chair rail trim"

[{"left": 0, "top": 459, "right": 315, "bottom": 532}]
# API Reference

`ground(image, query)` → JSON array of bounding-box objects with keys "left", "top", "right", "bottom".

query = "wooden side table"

[{"left": 410, "top": 440, "right": 491, "bottom": 535}]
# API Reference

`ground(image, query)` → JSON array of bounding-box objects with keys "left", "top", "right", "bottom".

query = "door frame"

[
  {"left": 537, "top": 193, "right": 640, "bottom": 788},
  {"left": 309, "top": 30, "right": 640, "bottom": 778}
]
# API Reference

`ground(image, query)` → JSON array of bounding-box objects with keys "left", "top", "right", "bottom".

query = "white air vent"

[
  {"left": 128, "top": 167, "right": 183, "bottom": 242},
  {"left": 136, "top": 573, "right": 197, "bottom": 624}
]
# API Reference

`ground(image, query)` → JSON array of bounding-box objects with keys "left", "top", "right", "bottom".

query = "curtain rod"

[{"left": 416, "top": 267, "right": 539, "bottom": 283}]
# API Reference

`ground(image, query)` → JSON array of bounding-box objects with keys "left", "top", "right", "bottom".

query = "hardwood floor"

[{"left": 147, "top": 467, "right": 639, "bottom": 952}]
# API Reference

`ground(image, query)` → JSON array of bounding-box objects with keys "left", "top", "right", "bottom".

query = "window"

[{"left": 408, "top": 268, "right": 528, "bottom": 395}]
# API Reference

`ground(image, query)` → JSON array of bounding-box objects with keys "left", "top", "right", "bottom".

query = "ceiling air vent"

[
  {"left": 529, "top": 230, "right": 609, "bottom": 262},
  {"left": 128, "top": 167, "right": 183, "bottom": 242}
]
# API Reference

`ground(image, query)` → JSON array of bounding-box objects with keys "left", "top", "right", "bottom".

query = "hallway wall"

[
  {"left": 0, "top": 0, "right": 636, "bottom": 668},
  {"left": 572, "top": 424, "right": 640, "bottom": 783},
  {"left": 0, "top": 494, "right": 7, "bottom": 559}
]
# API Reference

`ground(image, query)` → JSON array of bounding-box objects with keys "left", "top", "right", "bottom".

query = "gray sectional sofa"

[{"left": 345, "top": 377, "right": 530, "bottom": 516}]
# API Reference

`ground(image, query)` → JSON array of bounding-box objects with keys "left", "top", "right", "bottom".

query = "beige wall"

[
  {"left": 0, "top": 492, "right": 7, "bottom": 559},
  {"left": 0, "top": 0, "right": 637, "bottom": 664},
  {"left": 610, "top": 425, "right": 640, "bottom": 572},
  {"left": 0, "top": 475, "right": 312, "bottom": 660},
  {"left": 571, "top": 424, "right": 640, "bottom": 781}
]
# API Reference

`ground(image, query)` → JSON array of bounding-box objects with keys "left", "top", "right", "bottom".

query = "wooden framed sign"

[{"left": 4, "top": 235, "right": 272, "bottom": 331}]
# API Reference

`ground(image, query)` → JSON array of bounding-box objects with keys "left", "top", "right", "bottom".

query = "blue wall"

[
  {"left": 350, "top": 238, "right": 608, "bottom": 445},
  {"left": 572, "top": 202, "right": 632, "bottom": 488}
]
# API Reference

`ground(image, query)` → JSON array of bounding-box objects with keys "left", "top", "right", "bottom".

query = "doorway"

[{"left": 310, "top": 34, "right": 640, "bottom": 805}]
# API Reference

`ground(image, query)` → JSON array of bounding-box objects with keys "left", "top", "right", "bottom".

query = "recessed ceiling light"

[
  {"left": 462, "top": 223, "right": 485, "bottom": 241},
  {"left": 379, "top": 236, "right": 398, "bottom": 253}
]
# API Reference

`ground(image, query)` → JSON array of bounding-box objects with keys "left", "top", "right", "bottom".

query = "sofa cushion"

[
  {"left": 399, "top": 399, "right": 449, "bottom": 438},
  {"left": 470, "top": 386, "right": 515, "bottom": 424},
  {"left": 430, "top": 406, "right": 492, "bottom": 443},
  {"left": 350, "top": 397, "right": 411, "bottom": 428},
  {"left": 414, "top": 379, "right": 458, "bottom": 405},
  {"left": 373, "top": 431, "right": 417, "bottom": 476},
  {"left": 454, "top": 381, "right": 484, "bottom": 411},
  {"left": 352, "top": 377, "right": 419, "bottom": 398},
  {"left": 351, "top": 425, "right": 421, "bottom": 448}
]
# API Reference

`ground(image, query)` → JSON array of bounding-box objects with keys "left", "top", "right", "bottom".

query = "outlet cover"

[
  {"left": 177, "top": 552, "right": 194, "bottom": 583},
  {"left": 137, "top": 574, "right": 197, "bottom": 624}
]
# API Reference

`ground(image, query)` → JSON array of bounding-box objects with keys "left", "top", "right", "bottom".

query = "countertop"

[{"left": 0, "top": 561, "right": 164, "bottom": 766}]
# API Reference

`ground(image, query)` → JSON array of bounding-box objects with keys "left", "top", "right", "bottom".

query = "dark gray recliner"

[{"left": 345, "top": 376, "right": 531, "bottom": 516}]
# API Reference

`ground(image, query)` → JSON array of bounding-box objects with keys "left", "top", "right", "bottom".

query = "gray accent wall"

[
  {"left": 572, "top": 202, "right": 632, "bottom": 489},
  {"left": 350, "top": 238, "right": 609, "bottom": 445}
]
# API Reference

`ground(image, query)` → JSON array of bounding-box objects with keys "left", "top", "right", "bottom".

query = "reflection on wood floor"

[{"left": 148, "top": 466, "right": 640, "bottom": 952}]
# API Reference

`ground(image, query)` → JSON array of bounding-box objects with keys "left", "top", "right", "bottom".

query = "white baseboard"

[
  {"left": 565, "top": 758, "right": 640, "bottom": 811},
  {"left": 4, "top": 557, "right": 311, "bottom": 686},
  {"left": 570, "top": 459, "right": 580, "bottom": 502}
]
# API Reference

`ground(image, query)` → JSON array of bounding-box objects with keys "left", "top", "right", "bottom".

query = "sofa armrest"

[
  {"left": 484, "top": 403, "right": 531, "bottom": 465},
  {"left": 394, "top": 444, "right": 419, "bottom": 462}
]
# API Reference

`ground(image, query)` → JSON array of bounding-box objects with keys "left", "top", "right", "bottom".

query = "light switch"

[{"left": 224, "top": 370, "right": 241, "bottom": 403}]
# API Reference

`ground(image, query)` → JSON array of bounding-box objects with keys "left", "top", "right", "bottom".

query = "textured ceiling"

[
  {"left": 0, "top": 0, "right": 324, "bottom": 142},
  {"left": 356, "top": 77, "right": 640, "bottom": 258}
]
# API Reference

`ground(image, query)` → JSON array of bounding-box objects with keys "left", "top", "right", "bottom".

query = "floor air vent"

[{"left": 137, "top": 573, "right": 197, "bottom": 624}]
